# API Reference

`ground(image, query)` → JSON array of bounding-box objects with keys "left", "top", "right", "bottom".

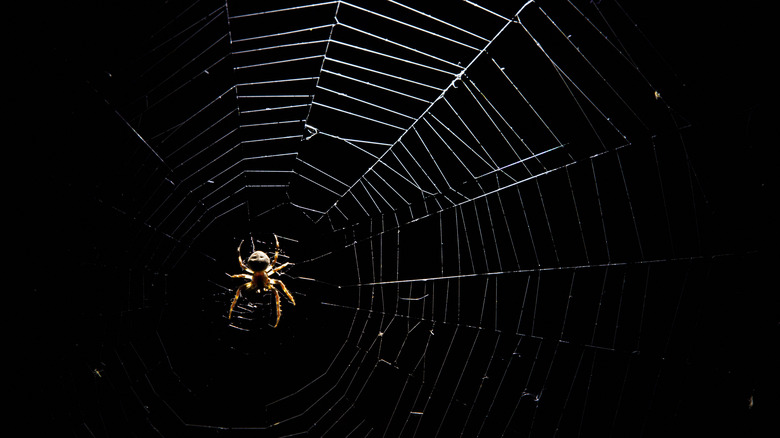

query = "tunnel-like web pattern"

[{"left": 44, "top": 1, "right": 767, "bottom": 437}]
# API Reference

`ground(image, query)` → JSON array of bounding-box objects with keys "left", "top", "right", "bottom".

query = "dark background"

[{"left": 14, "top": 1, "right": 775, "bottom": 436}]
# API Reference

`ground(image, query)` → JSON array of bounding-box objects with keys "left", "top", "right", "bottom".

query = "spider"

[{"left": 227, "top": 234, "right": 295, "bottom": 327}]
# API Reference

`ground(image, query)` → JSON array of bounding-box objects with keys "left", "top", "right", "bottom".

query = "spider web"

[{"left": 23, "top": 0, "right": 774, "bottom": 437}]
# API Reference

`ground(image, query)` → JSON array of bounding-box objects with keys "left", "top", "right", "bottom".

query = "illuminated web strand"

[
  {"left": 231, "top": 38, "right": 330, "bottom": 56},
  {"left": 338, "top": 254, "right": 711, "bottom": 289},
  {"left": 325, "top": 56, "right": 444, "bottom": 92},
  {"left": 316, "top": 85, "right": 417, "bottom": 121},
  {"left": 490, "top": 57, "right": 564, "bottom": 155},
  {"left": 335, "top": 20, "right": 464, "bottom": 71},
  {"left": 229, "top": 1, "right": 339, "bottom": 19},
  {"left": 340, "top": 1, "right": 483, "bottom": 52},
  {"left": 328, "top": 39, "right": 459, "bottom": 78},
  {"left": 515, "top": 15, "right": 629, "bottom": 150},
  {"left": 387, "top": 0, "right": 489, "bottom": 43},
  {"left": 537, "top": 5, "right": 649, "bottom": 131},
  {"left": 136, "top": 5, "right": 227, "bottom": 87},
  {"left": 320, "top": 67, "right": 432, "bottom": 104},
  {"left": 231, "top": 24, "right": 333, "bottom": 45}
]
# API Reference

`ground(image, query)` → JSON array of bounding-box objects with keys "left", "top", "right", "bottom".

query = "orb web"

[{"left": 32, "top": 1, "right": 772, "bottom": 437}]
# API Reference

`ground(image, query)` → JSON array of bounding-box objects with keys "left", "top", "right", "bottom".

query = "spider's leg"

[
  {"left": 237, "top": 240, "right": 250, "bottom": 271},
  {"left": 269, "top": 262, "right": 290, "bottom": 274},
  {"left": 229, "top": 282, "right": 251, "bottom": 319},
  {"left": 269, "top": 286, "right": 282, "bottom": 328},
  {"left": 271, "top": 234, "right": 280, "bottom": 266},
  {"left": 229, "top": 273, "right": 252, "bottom": 280},
  {"left": 271, "top": 278, "right": 296, "bottom": 306}
]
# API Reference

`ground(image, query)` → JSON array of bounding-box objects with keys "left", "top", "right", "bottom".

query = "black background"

[{"left": 14, "top": 1, "right": 776, "bottom": 436}]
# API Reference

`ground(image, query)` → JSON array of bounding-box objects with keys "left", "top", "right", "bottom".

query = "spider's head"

[{"left": 247, "top": 251, "right": 271, "bottom": 271}]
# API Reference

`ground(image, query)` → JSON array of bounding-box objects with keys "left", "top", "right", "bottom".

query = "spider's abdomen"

[{"left": 255, "top": 270, "right": 271, "bottom": 289}]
